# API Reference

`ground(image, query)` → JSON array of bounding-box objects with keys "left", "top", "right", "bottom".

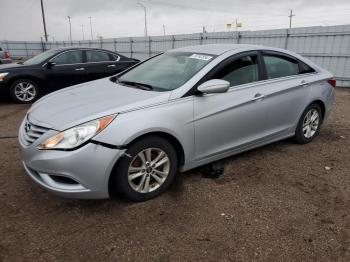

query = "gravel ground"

[{"left": 0, "top": 89, "right": 349, "bottom": 262}]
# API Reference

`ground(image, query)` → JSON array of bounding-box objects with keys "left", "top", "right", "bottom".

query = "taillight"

[
  {"left": 327, "top": 78, "right": 336, "bottom": 88},
  {"left": 4, "top": 51, "right": 10, "bottom": 59}
]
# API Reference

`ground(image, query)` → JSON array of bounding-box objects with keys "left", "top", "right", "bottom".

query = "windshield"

[
  {"left": 23, "top": 49, "right": 58, "bottom": 65},
  {"left": 118, "top": 52, "right": 215, "bottom": 91}
]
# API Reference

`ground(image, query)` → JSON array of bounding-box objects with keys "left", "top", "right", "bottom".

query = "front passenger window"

[
  {"left": 51, "top": 51, "right": 83, "bottom": 65},
  {"left": 212, "top": 55, "right": 259, "bottom": 87}
]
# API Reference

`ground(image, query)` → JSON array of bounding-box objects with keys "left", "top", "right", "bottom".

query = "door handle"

[
  {"left": 251, "top": 93, "right": 265, "bottom": 101},
  {"left": 75, "top": 67, "right": 85, "bottom": 71},
  {"left": 107, "top": 64, "right": 116, "bottom": 68},
  {"left": 300, "top": 80, "right": 309, "bottom": 87}
]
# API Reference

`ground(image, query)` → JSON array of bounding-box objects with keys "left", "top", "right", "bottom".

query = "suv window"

[
  {"left": 263, "top": 54, "right": 299, "bottom": 79},
  {"left": 86, "top": 50, "right": 114, "bottom": 62},
  {"left": 212, "top": 55, "right": 259, "bottom": 87},
  {"left": 0, "top": 47, "right": 2, "bottom": 51},
  {"left": 51, "top": 50, "right": 83, "bottom": 65}
]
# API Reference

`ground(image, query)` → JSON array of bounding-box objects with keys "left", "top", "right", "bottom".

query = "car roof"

[
  {"left": 52, "top": 47, "right": 116, "bottom": 52},
  {"left": 168, "top": 44, "right": 263, "bottom": 55}
]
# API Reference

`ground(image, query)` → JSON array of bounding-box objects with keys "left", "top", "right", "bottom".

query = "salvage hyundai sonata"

[{"left": 19, "top": 44, "right": 335, "bottom": 201}]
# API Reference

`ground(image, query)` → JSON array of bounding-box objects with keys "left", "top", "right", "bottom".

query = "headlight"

[
  {"left": 38, "top": 114, "right": 116, "bottom": 150},
  {"left": 0, "top": 72, "right": 9, "bottom": 81}
]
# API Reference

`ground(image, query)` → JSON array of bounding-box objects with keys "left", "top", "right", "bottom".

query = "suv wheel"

[
  {"left": 10, "top": 79, "right": 40, "bottom": 104},
  {"left": 111, "top": 136, "right": 178, "bottom": 201}
]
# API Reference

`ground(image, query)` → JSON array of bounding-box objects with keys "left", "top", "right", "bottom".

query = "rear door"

[
  {"left": 251, "top": 51, "right": 317, "bottom": 137},
  {"left": 44, "top": 50, "right": 85, "bottom": 90},
  {"left": 84, "top": 50, "right": 130, "bottom": 81}
]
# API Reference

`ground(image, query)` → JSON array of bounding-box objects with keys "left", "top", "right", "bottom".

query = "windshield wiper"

[{"left": 118, "top": 80, "right": 153, "bottom": 91}]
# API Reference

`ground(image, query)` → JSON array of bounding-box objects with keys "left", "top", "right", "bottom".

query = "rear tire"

[
  {"left": 9, "top": 79, "right": 40, "bottom": 104},
  {"left": 110, "top": 136, "right": 178, "bottom": 202},
  {"left": 294, "top": 103, "right": 322, "bottom": 144}
]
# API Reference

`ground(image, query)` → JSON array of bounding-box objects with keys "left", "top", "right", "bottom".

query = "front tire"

[
  {"left": 294, "top": 103, "right": 322, "bottom": 144},
  {"left": 110, "top": 136, "right": 178, "bottom": 202},
  {"left": 9, "top": 79, "right": 40, "bottom": 104}
]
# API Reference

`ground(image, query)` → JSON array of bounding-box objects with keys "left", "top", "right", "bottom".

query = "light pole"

[
  {"left": 67, "top": 16, "right": 72, "bottom": 44},
  {"left": 289, "top": 9, "right": 295, "bottom": 29},
  {"left": 89, "top": 16, "right": 93, "bottom": 40},
  {"left": 81, "top": 24, "right": 85, "bottom": 41},
  {"left": 40, "top": 0, "right": 48, "bottom": 42},
  {"left": 137, "top": 2, "right": 148, "bottom": 37}
]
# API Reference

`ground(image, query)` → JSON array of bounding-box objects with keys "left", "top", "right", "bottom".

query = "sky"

[{"left": 1, "top": 0, "right": 350, "bottom": 41}]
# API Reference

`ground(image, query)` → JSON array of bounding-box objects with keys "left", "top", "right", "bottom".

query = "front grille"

[{"left": 22, "top": 117, "right": 50, "bottom": 145}]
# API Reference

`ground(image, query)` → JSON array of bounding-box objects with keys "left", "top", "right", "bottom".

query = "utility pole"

[
  {"left": 137, "top": 2, "right": 148, "bottom": 37},
  {"left": 40, "top": 0, "right": 48, "bottom": 42},
  {"left": 288, "top": 9, "right": 295, "bottom": 29},
  {"left": 163, "top": 24, "right": 166, "bottom": 36},
  {"left": 81, "top": 24, "right": 85, "bottom": 41},
  {"left": 67, "top": 16, "right": 72, "bottom": 43},
  {"left": 89, "top": 16, "right": 93, "bottom": 40}
]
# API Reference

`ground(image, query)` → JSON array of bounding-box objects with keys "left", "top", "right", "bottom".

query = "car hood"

[
  {"left": 28, "top": 78, "right": 171, "bottom": 130},
  {"left": 0, "top": 62, "right": 26, "bottom": 71}
]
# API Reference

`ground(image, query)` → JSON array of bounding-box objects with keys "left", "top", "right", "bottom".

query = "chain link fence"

[{"left": 1, "top": 24, "right": 350, "bottom": 86}]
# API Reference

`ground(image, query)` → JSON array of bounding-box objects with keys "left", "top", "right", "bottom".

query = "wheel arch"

[
  {"left": 108, "top": 131, "right": 186, "bottom": 198},
  {"left": 310, "top": 99, "right": 326, "bottom": 119},
  {"left": 124, "top": 131, "right": 186, "bottom": 167},
  {"left": 293, "top": 99, "right": 326, "bottom": 135},
  {"left": 7, "top": 75, "right": 43, "bottom": 90}
]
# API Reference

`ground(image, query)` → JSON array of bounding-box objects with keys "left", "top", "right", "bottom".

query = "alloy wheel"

[
  {"left": 302, "top": 109, "right": 319, "bottom": 139},
  {"left": 128, "top": 148, "right": 170, "bottom": 193},
  {"left": 14, "top": 81, "right": 37, "bottom": 102}
]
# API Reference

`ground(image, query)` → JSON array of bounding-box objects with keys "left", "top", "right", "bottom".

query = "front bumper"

[
  {"left": 0, "top": 80, "right": 6, "bottom": 89},
  {"left": 19, "top": 119, "right": 125, "bottom": 199}
]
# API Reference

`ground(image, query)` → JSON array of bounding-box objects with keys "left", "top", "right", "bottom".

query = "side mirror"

[
  {"left": 197, "top": 79, "right": 230, "bottom": 94},
  {"left": 46, "top": 61, "right": 56, "bottom": 69}
]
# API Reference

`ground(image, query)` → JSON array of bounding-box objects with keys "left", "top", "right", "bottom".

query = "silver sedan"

[{"left": 19, "top": 44, "right": 335, "bottom": 201}]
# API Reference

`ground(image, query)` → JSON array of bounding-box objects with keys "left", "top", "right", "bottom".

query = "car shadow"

[{"left": 167, "top": 138, "right": 293, "bottom": 194}]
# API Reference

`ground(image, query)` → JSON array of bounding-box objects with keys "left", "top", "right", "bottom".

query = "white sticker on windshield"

[{"left": 189, "top": 54, "right": 213, "bottom": 61}]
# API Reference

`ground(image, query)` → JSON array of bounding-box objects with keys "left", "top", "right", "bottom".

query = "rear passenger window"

[
  {"left": 212, "top": 55, "right": 259, "bottom": 87},
  {"left": 263, "top": 54, "right": 299, "bottom": 79},
  {"left": 86, "top": 50, "right": 114, "bottom": 62}
]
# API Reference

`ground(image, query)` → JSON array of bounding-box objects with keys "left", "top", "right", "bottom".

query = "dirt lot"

[{"left": 0, "top": 89, "right": 349, "bottom": 262}]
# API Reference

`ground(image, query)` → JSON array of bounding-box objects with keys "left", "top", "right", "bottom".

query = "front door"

[
  {"left": 44, "top": 50, "right": 85, "bottom": 90},
  {"left": 193, "top": 53, "right": 265, "bottom": 162}
]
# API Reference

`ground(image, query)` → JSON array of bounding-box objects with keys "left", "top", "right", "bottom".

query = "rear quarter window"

[{"left": 299, "top": 61, "right": 315, "bottom": 74}]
